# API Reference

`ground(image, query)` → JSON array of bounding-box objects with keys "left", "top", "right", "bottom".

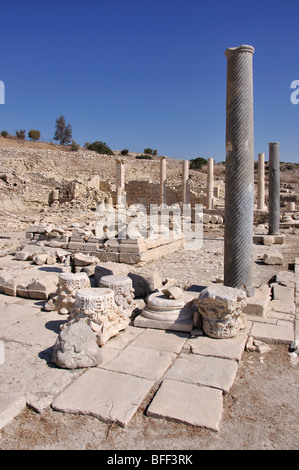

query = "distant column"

[
  {"left": 116, "top": 159, "right": 125, "bottom": 204},
  {"left": 257, "top": 153, "right": 266, "bottom": 210},
  {"left": 182, "top": 160, "right": 190, "bottom": 205},
  {"left": 160, "top": 156, "right": 167, "bottom": 205},
  {"left": 268, "top": 142, "right": 280, "bottom": 235},
  {"left": 224, "top": 44, "right": 255, "bottom": 296},
  {"left": 206, "top": 158, "right": 214, "bottom": 209}
]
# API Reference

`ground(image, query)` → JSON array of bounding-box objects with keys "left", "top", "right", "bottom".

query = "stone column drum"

[
  {"left": 71, "top": 287, "right": 129, "bottom": 346},
  {"left": 99, "top": 275, "right": 135, "bottom": 317},
  {"left": 206, "top": 157, "right": 214, "bottom": 210},
  {"left": 268, "top": 142, "right": 280, "bottom": 235},
  {"left": 257, "top": 152, "right": 266, "bottom": 210},
  {"left": 224, "top": 44, "right": 255, "bottom": 296}
]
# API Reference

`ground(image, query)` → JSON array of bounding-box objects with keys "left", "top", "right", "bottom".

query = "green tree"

[
  {"left": 53, "top": 115, "right": 72, "bottom": 145},
  {"left": 28, "top": 129, "right": 41, "bottom": 141},
  {"left": 144, "top": 148, "right": 153, "bottom": 155},
  {"left": 1, "top": 130, "right": 8, "bottom": 138},
  {"left": 189, "top": 157, "right": 207, "bottom": 170}
]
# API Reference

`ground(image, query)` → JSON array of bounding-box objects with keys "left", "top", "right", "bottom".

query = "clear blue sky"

[{"left": 1, "top": 0, "right": 298, "bottom": 163}]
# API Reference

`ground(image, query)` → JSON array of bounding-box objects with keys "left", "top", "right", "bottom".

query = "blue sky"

[{"left": 1, "top": 0, "right": 298, "bottom": 163}]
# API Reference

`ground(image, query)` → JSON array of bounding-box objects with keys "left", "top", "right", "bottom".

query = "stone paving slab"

[
  {"left": 0, "top": 393, "right": 26, "bottom": 431},
  {"left": 0, "top": 304, "right": 38, "bottom": 336},
  {"left": 52, "top": 368, "right": 154, "bottom": 427},
  {"left": 268, "top": 300, "right": 295, "bottom": 315},
  {"left": 2, "top": 309, "right": 67, "bottom": 349},
  {"left": 104, "top": 325, "right": 145, "bottom": 350},
  {"left": 184, "top": 330, "right": 247, "bottom": 362},
  {"left": 250, "top": 322, "right": 294, "bottom": 344},
  {"left": 165, "top": 353, "right": 238, "bottom": 393},
  {"left": 147, "top": 379, "right": 223, "bottom": 432},
  {"left": 102, "top": 344, "right": 176, "bottom": 381},
  {"left": 0, "top": 340, "right": 82, "bottom": 411},
  {"left": 130, "top": 328, "right": 189, "bottom": 354}
]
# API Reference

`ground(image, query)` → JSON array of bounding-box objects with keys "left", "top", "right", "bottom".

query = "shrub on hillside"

[
  {"left": 189, "top": 157, "right": 207, "bottom": 170},
  {"left": 1, "top": 130, "right": 8, "bottom": 138},
  {"left": 121, "top": 149, "right": 129, "bottom": 155},
  {"left": 86, "top": 141, "right": 114, "bottom": 155},
  {"left": 136, "top": 154, "right": 152, "bottom": 160},
  {"left": 15, "top": 129, "right": 26, "bottom": 140},
  {"left": 71, "top": 140, "right": 80, "bottom": 151}
]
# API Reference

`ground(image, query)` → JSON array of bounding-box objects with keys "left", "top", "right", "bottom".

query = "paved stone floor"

[{"left": 0, "top": 258, "right": 297, "bottom": 433}]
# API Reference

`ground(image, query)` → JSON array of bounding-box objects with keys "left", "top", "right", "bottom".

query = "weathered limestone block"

[
  {"left": 33, "top": 253, "right": 50, "bottom": 265},
  {"left": 243, "top": 284, "right": 271, "bottom": 317},
  {"left": 99, "top": 275, "right": 135, "bottom": 317},
  {"left": 162, "top": 286, "right": 183, "bottom": 300},
  {"left": 134, "top": 290, "right": 196, "bottom": 332},
  {"left": 52, "top": 320, "right": 103, "bottom": 369},
  {"left": 45, "top": 272, "right": 90, "bottom": 315},
  {"left": 195, "top": 285, "right": 247, "bottom": 339},
  {"left": 263, "top": 252, "right": 283, "bottom": 265},
  {"left": 72, "top": 253, "right": 98, "bottom": 266},
  {"left": 0, "top": 270, "right": 14, "bottom": 293},
  {"left": 68, "top": 287, "right": 129, "bottom": 346},
  {"left": 27, "top": 274, "right": 59, "bottom": 300}
]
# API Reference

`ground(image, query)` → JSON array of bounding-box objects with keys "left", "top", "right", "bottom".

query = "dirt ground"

[{"left": 0, "top": 230, "right": 298, "bottom": 451}]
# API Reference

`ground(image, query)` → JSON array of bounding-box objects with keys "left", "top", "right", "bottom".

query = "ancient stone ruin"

[{"left": 0, "top": 44, "right": 298, "bottom": 436}]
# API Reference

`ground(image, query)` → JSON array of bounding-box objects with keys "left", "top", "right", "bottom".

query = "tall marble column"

[
  {"left": 224, "top": 45, "right": 255, "bottom": 296},
  {"left": 257, "top": 153, "right": 266, "bottom": 210},
  {"left": 268, "top": 142, "right": 280, "bottom": 235},
  {"left": 182, "top": 160, "right": 190, "bottom": 205},
  {"left": 116, "top": 159, "right": 125, "bottom": 204},
  {"left": 160, "top": 156, "right": 167, "bottom": 205},
  {"left": 206, "top": 157, "right": 214, "bottom": 209}
]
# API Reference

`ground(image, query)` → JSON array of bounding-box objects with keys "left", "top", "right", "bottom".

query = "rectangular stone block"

[
  {"left": 147, "top": 379, "right": 223, "bottom": 432},
  {"left": 272, "top": 284, "right": 295, "bottom": 301},
  {"left": 119, "top": 253, "right": 141, "bottom": 264},
  {"left": 52, "top": 368, "right": 154, "bottom": 427},
  {"left": 165, "top": 353, "right": 238, "bottom": 393},
  {"left": 243, "top": 284, "right": 271, "bottom": 317},
  {"left": 68, "top": 242, "right": 84, "bottom": 250},
  {"left": 0, "top": 393, "right": 26, "bottom": 431},
  {"left": 102, "top": 344, "right": 176, "bottom": 381},
  {"left": 185, "top": 331, "right": 247, "bottom": 362},
  {"left": 130, "top": 328, "right": 189, "bottom": 354},
  {"left": 250, "top": 321, "right": 294, "bottom": 344}
]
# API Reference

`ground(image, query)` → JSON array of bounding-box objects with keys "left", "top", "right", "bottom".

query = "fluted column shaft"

[
  {"left": 182, "top": 160, "right": 189, "bottom": 205},
  {"left": 257, "top": 153, "right": 265, "bottom": 210},
  {"left": 224, "top": 45, "right": 255, "bottom": 296},
  {"left": 268, "top": 142, "right": 280, "bottom": 235},
  {"left": 160, "top": 156, "right": 167, "bottom": 205},
  {"left": 206, "top": 157, "right": 214, "bottom": 209}
]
